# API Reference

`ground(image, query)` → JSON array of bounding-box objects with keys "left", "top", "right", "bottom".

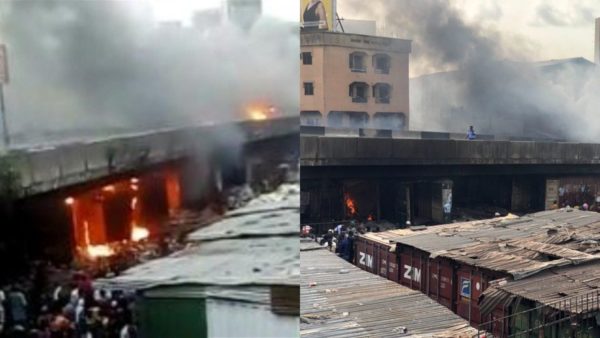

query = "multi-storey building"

[{"left": 300, "top": 31, "right": 412, "bottom": 130}]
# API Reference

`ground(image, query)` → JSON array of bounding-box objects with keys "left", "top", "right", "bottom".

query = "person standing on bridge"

[{"left": 467, "top": 126, "right": 477, "bottom": 140}]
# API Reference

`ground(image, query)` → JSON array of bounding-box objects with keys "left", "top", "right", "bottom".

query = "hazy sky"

[
  {"left": 338, "top": 0, "right": 600, "bottom": 63},
  {"left": 149, "top": 0, "right": 297, "bottom": 23}
]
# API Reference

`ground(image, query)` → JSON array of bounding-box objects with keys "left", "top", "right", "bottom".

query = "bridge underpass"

[
  {"left": 0, "top": 117, "right": 298, "bottom": 276},
  {"left": 300, "top": 135, "right": 600, "bottom": 229}
]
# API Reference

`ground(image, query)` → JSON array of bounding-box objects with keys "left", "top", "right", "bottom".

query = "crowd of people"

[
  {"left": 316, "top": 225, "right": 356, "bottom": 263},
  {"left": 0, "top": 265, "right": 137, "bottom": 338}
]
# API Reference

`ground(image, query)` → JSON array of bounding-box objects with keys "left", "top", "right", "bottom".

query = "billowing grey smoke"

[
  {"left": 0, "top": 0, "right": 298, "bottom": 146},
  {"left": 341, "top": 0, "right": 599, "bottom": 141}
]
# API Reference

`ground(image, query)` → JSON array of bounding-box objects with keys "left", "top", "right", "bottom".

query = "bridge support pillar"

[{"left": 179, "top": 156, "right": 218, "bottom": 210}]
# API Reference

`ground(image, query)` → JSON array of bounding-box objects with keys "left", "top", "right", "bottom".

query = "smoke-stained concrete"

[
  {"left": 340, "top": 0, "right": 600, "bottom": 141},
  {"left": 0, "top": 0, "right": 299, "bottom": 146}
]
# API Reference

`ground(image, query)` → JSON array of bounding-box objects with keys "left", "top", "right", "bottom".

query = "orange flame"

[
  {"left": 83, "top": 221, "right": 114, "bottom": 258},
  {"left": 245, "top": 101, "right": 276, "bottom": 121},
  {"left": 249, "top": 110, "right": 267, "bottom": 120},
  {"left": 86, "top": 245, "right": 114, "bottom": 258},
  {"left": 131, "top": 224, "right": 150, "bottom": 242},
  {"left": 344, "top": 193, "right": 357, "bottom": 216}
]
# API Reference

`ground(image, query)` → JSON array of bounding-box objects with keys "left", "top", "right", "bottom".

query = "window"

[
  {"left": 349, "top": 82, "right": 369, "bottom": 103},
  {"left": 301, "top": 52, "right": 312, "bottom": 65},
  {"left": 373, "top": 83, "right": 391, "bottom": 104},
  {"left": 373, "top": 54, "right": 391, "bottom": 74},
  {"left": 303, "top": 82, "right": 314, "bottom": 96},
  {"left": 349, "top": 52, "right": 367, "bottom": 72}
]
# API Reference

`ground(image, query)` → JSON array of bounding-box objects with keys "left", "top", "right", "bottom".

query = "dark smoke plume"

[
  {"left": 340, "top": 0, "right": 599, "bottom": 141},
  {"left": 0, "top": 0, "right": 298, "bottom": 146}
]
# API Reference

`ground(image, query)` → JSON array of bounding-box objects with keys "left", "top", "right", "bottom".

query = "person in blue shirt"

[
  {"left": 340, "top": 232, "right": 355, "bottom": 262},
  {"left": 467, "top": 126, "right": 476, "bottom": 140}
]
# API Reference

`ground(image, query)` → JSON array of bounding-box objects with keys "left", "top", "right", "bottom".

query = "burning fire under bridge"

[
  {"left": 301, "top": 134, "right": 600, "bottom": 231},
  {"left": 0, "top": 117, "right": 298, "bottom": 272}
]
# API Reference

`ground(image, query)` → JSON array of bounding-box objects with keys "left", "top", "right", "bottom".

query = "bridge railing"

[{"left": 300, "top": 125, "right": 567, "bottom": 142}]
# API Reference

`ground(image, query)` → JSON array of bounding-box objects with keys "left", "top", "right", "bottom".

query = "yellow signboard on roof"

[{"left": 301, "top": 0, "right": 335, "bottom": 32}]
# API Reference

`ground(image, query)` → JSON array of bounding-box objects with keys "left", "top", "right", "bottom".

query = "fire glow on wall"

[{"left": 64, "top": 168, "right": 181, "bottom": 259}]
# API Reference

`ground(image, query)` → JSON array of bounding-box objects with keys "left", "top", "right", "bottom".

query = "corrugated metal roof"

[
  {"left": 395, "top": 232, "right": 477, "bottom": 252},
  {"left": 360, "top": 209, "right": 600, "bottom": 281},
  {"left": 95, "top": 184, "right": 300, "bottom": 292},
  {"left": 300, "top": 246, "right": 478, "bottom": 338},
  {"left": 482, "top": 261, "right": 600, "bottom": 314}
]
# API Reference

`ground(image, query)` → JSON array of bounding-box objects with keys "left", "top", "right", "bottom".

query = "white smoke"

[{"left": 0, "top": 0, "right": 298, "bottom": 146}]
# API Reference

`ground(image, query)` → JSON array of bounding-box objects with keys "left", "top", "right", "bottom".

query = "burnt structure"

[
  {"left": 301, "top": 135, "right": 600, "bottom": 227},
  {"left": 0, "top": 118, "right": 298, "bottom": 277}
]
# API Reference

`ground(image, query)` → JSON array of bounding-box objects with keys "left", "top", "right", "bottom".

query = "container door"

[
  {"left": 456, "top": 269, "right": 472, "bottom": 323},
  {"left": 411, "top": 254, "right": 424, "bottom": 291},
  {"left": 438, "top": 260, "right": 454, "bottom": 310},
  {"left": 470, "top": 274, "right": 483, "bottom": 325},
  {"left": 428, "top": 259, "right": 440, "bottom": 301},
  {"left": 387, "top": 250, "right": 399, "bottom": 283},
  {"left": 378, "top": 244, "right": 388, "bottom": 278},
  {"left": 356, "top": 239, "right": 375, "bottom": 273},
  {"left": 355, "top": 238, "right": 366, "bottom": 271},
  {"left": 399, "top": 252, "right": 412, "bottom": 288}
]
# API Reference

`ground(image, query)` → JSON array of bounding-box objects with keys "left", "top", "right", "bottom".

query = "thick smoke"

[
  {"left": 341, "top": 0, "right": 600, "bottom": 141},
  {"left": 0, "top": 0, "right": 298, "bottom": 146},
  {"left": 533, "top": 1, "right": 596, "bottom": 27}
]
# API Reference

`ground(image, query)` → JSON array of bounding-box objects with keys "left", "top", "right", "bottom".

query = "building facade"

[{"left": 300, "top": 32, "right": 412, "bottom": 130}]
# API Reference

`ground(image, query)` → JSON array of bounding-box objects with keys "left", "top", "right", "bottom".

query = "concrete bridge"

[
  {"left": 300, "top": 135, "right": 600, "bottom": 226},
  {"left": 301, "top": 135, "right": 600, "bottom": 167},
  {"left": 0, "top": 117, "right": 298, "bottom": 265},
  {"left": 2, "top": 117, "right": 298, "bottom": 198}
]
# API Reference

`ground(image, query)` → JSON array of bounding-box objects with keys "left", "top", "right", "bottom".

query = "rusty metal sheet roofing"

[
  {"left": 95, "top": 185, "right": 300, "bottom": 291},
  {"left": 394, "top": 232, "right": 477, "bottom": 253},
  {"left": 301, "top": 247, "right": 478, "bottom": 338},
  {"left": 361, "top": 209, "right": 600, "bottom": 281},
  {"left": 95, "top": 234, "right": 300, "bottom": 290},
  {"left": 188, "top": 183, "right": 300, "bottom": 241},
  {"left": 482, "top": 261, "right": 600, "bottom": 314}
]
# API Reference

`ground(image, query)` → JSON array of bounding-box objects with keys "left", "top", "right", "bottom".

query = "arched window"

[
  {"left": 373, "top": 83, "right": 392, "bottom": 104},
  {"left": 373, "top": 54, "right": 391, "bottom": 74},
  {"left": 349, "top": 52, "right": 367, "bottom": 72},
  {"left": 349, "top": 82, "right": 369, "bottom": 103}
]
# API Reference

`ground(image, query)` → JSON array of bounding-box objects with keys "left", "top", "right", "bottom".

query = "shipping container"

[
  {"left": 354, "top": 232, "right": 402, "bottom": 282},
  {"left": 427, "top": 257, "right": 455, "bottom": 310},
  {"left": 352, "top": 210, "right": 600, "bottom": 336},
  {"left": 397, "top": 245, "right": 428, "bottom": 293}
]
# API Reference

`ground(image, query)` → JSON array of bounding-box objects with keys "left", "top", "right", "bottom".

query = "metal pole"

[{"left": 0, "top": 84, "right": 9, "bottom": 148}]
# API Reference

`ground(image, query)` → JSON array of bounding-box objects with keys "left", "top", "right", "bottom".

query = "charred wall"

[{"left": 301, "top": 168, "right": 551, "bottom": 226}]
